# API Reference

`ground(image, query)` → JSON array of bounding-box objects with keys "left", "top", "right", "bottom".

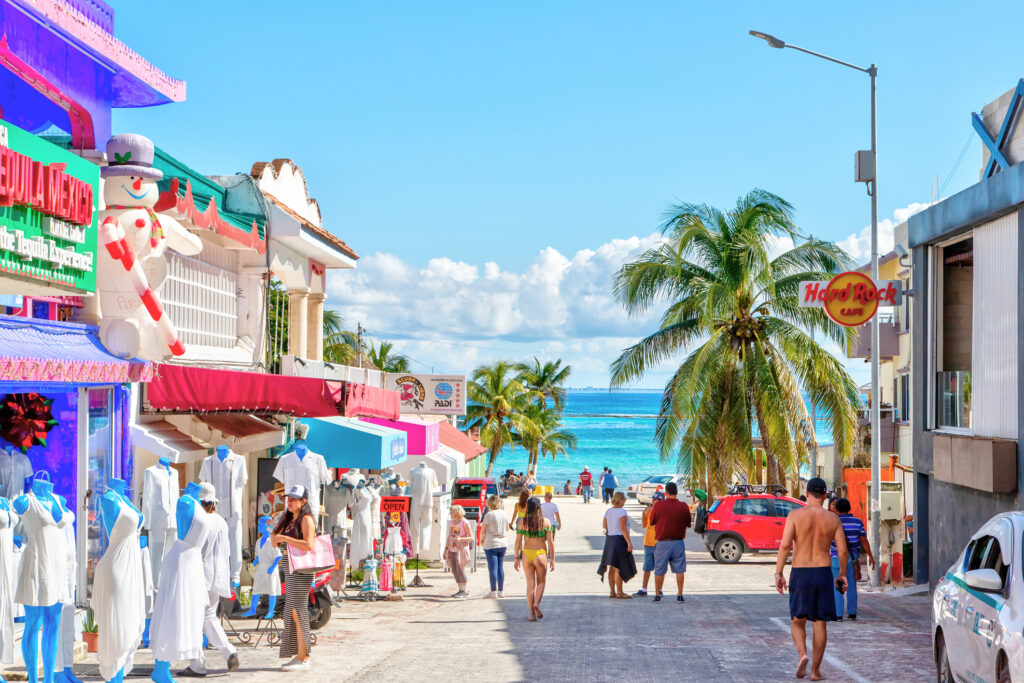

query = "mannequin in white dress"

[
  {"left": 55, "top": 497, "right": 81, "bottom": 683},
  {"left": 348, "top": 477, "right": 373, "bottom": 567},
  {"left": 408, "top": 463, "right": 438, "bottom": 555},
  {"left": 367, "top": 477, "right": 382, "bottom": 542},
  {"left": 0, "top": 497, "right": 18, "bottom": 668},
  {"left": 242, "top": 516, "right": 281, "bottom": 619}
]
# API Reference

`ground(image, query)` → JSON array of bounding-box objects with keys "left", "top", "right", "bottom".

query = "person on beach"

[
  {"left": 831, "top": 497, "right": 874, "bottom": 621},
  {"left": 445, "top": 505, "right": 473, "bottom": 598},
  {"left": 598, "top": 468, "right": 609, "bottom": 503},
  {"left": 510, "top": 489, "right": 529, "bottom": 531},
  {"left": 563, "top": 480, "right": 571, "bottom": 495},
  {"left": 513, "top": 497, "right": 555, "bottom": 621},
  {"left": 649, "top": 482, "right": 690, "bottom": 602},
  {"left": 598, "top": 492, "right": 636, "bottom": 598},
  {"left": 480, "top": 495, "right": 508, "bottom": 598},
  {"left": 633, "top": 490, "right": 664, "bottom": 597},
  {"left": 540, "top": 492, "right": 561, "bottom": 539},
  {"left": 775, "top": 477, "right": 849, "bottom": 681},
  {"left": 602, "top": 469, "right": 618, "bottom": 504},
  {"left": 524, "top": 470, "right": 538, "bottom": 493},
  {"left": 579, "top": 466, "right": 594, "bottom": 503}
]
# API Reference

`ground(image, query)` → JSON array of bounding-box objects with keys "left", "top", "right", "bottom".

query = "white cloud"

[{"left": 838, "top": 202, "right": 930, "bottom": 263}]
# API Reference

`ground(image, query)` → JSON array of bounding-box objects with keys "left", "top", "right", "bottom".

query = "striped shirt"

[{"left": 830, "top": 513, "right": 866, "bottom": 558}]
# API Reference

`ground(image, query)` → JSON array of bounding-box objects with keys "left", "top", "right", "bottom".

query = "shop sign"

[
  {"left": 388, "top": 435, "right": 407, "bottom": 463},
  {"left": 0, "top": 121, "right": 98, "bottom": 292},
  {"left": 385, "top": 373, "right": 466, "bottom": 415},
  {"left": 798, "top": 272, "right": 902, "bottom": 327},
  {"left": 380, "top": 496, "right": 411, "bottom": 513}
]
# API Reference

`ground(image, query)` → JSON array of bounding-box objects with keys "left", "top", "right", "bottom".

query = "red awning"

[
  {"left": 146, "top": 364, "right": 342, "bottom": 417},
  {"left": 340, "top": 382, "right": 400, "bottom": 421},
  {"left": 437, "top": 420, "right": 487, "bottom": 463}
]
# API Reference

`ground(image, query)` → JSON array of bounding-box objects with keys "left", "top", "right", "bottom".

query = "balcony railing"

[{"left": 936, "top": 370, "right": 971, "bottom": 430}]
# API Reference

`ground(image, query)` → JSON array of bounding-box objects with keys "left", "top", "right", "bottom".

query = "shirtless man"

[{"left": 775, "top": 478, "right": 849, "bottom": 681}]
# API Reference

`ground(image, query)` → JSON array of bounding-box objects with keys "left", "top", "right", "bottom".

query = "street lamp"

[{"left": 750, "top": 29, "right": 881, "bottom": 589}]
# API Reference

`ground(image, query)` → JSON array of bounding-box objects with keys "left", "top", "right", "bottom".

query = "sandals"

[{"left": 615, "top": 593, "right": 633, "bottom": 599}]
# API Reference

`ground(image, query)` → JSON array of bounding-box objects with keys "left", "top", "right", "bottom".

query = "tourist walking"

[
  {"left": 524, "top": 470, "right": 538, "bottom": 493},
  {"left": 509, "top": 489, "right": 529, "bottom": 531},
  {"left": 540, "top": 492, "right": 561, "bottom": 539},
  {"left": 633, "top": 491, "right": 664, "bottom": 597},
  {"left": 513, "top": 497, "right": 554, "bottom": 621},
  {"left": 579, "top": 466, "right": 593, "bottom": 503},
  {"left": 480, "top": 495, "right": 508, "bottom": 598},
  {"left": 649, "top": 482, "right": 691, "bottom": 602},
  {"left": 445, "top": 505, "right": 473, "bottom": 598},
  {"left": 598, "top": 468, "right": 609, "bottom": 503},
  {"left": 598, "top": 492, "right": 636, "bottom": 598},
  {"left": 270, "top": 485, "right": 318, "bottom": 672},
  {"left": 775, "top": 477, "right": 849, "bottom": 681},
  {"left": 602, "top": 469, "right": 618, "bottom": 504},
  {"left": 831, "top": 497, "right": 874, "bottom": 621}
]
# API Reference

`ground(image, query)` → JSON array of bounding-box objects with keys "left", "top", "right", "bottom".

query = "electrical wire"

[{"left": 939, "top": 132, "right": 974, "bottom": 199}]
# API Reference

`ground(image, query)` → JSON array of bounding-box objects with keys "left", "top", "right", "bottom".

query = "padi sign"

[
  {"left": 0, "top": 121, "right": 99, "bottom": 292},
  {"left": 385, "top": 373, "right": 466, "bottom": 415},
  {"left": 798, "top": 272, "right": 902, "bottom": 327}
]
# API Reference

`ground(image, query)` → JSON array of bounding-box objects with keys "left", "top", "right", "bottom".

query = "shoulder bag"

[{"left": 288, "top": 534, "right": 334, "bottom": 575}]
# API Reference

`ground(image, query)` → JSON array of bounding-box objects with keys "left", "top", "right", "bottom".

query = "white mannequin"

[
  {"left": 408, "top": 463, "right": 438, "bottom": 555},
  {"left": 272, "top": 441, "right": 329, "bottom": 522},
  {"left": 198, "top": 445, "right": 247, "bottom": 588},
  {"left": 348, "top": 477, "right": 373, "bottom": 567},
  {"left": 0, "top": 445, "right": 32, "bottom": 500},
  {"left": 141, "top": 458, "right": 178, "bottom": 583},
  {"left": 366, "top": 477, "right": 382, "bottom": 542}
]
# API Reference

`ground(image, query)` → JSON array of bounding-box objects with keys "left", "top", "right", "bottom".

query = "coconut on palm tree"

[
  {"left": 368, "top": 341, "right": 411, "bottom": 373},
  {"left": 517, "top": 403, "right": 577, "bottom": 473},
  {"left": 464, "top": 361, "right": 542, "bottom": 477},
  {"left": 610, "top": 189, "right": 860, "bottom": 493},
  {"left": 515, "top": 357, "right": 572, "bottom": 411}
]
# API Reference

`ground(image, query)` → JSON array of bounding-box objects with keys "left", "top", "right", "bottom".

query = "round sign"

[{"left": 823, "top": 271, "right": 880, "bottom": 327}]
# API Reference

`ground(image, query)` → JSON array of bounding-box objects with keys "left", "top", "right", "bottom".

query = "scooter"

[{"left": 246, "top": 566, "right": 335, "bottom": 630}]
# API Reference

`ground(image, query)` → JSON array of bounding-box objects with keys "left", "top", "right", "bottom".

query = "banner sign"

[
  {"left": 798, "top": 273, "right": 902, "bottom": 327},
  {"left": 380, "top": 495, "right": 411, "bottom": 514},
  {"left": 385, "top": 373, "right": 466, "bottom": 415},
  {"left": 0, "top": 121, "right": 99, "bottom": 292}
]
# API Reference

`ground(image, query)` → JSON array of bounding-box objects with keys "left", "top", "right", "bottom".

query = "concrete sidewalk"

[{"left": 45, "top": 497, "right": 933, "bottom": 682}]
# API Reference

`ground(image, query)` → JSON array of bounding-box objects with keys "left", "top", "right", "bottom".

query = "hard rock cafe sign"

[{"left": 798, "top": 272, "right": 902, "bottom": 327}]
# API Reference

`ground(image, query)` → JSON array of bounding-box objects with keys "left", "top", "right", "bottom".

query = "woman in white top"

[
  {"left": 480, "top": 495, "right": 508, "bottom": 598},
  {"left": 598, "top": 492, "right": 636, "bottom": 598}
]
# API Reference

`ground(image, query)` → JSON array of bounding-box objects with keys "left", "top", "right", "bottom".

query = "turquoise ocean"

[{"left": 489, "top": 390, "right": 836, "bottom": 490}]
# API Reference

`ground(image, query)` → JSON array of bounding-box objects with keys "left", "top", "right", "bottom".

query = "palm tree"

[
  {"left": 464, "top": 361, "right": 543, "bottom": 476},
  {"left": 517, "top": 403, "right": 578, "bottom": 472},
  {"left": 322, "top": 309, "right": 359, "bottom": 365},
  {"left": 610, "top": 189, "right": 860, "bottom": 493},
  {"left": 515, "top": 357, "right": 572, "bottom": 411},
  {"left": 367, "top": 340, "right": 411, "bottom": 373}
]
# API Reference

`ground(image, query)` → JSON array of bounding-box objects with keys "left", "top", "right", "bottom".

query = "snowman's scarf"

[{"left": 108, "top": 205, "right": 165, "bottom": 247}]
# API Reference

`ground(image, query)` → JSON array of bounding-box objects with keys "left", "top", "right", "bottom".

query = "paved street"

[{"left": 60, "top": 497, "right": 934, "bottom": 682}]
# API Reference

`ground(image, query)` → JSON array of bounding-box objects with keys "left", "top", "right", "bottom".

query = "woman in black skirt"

[
  {"left": 270, "top": 485, "right": 317, "bottom": 671},
  {"left": 598, "top": 491, "right": 637, "bottom": 598}
]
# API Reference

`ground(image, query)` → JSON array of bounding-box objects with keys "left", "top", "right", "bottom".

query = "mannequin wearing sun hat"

[{"left": 96, "top": 133, "right": 203, "bottom": 361}]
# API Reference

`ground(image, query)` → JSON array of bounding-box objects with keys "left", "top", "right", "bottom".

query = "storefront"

[{"left": 301, "top": 417, "right": 408, "bottom": 470}]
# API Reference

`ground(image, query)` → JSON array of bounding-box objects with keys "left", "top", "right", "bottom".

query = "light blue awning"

[{"left": 301, "top": 417, "right": 407, "bottom": 470}]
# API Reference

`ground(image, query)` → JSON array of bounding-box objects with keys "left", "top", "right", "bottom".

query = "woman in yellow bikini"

[{"left": 513, "top": 497, "right": 555, "bottom": 621}]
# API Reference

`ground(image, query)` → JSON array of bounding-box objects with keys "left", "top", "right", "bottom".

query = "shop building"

[{"left": 910, "top": 80, "right": 1024, "bottom": 584}]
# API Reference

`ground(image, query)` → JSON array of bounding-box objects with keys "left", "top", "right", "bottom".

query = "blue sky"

[{"left": 113, "top": 1, "right": 1024, "bottom": 387}]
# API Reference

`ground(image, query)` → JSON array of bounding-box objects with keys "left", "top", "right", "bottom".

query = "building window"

[
  {"left": 899, "top": 277, "right": 910, "bottom": 331},
  {"left": 933, "top": 237, "right": 972, "bottom": 430},
  {"left": 160, "top": 245, "right": 239, "bottom": 349},
  {"left": 897, "top": 374, "right": 909, "bottom": 422}
]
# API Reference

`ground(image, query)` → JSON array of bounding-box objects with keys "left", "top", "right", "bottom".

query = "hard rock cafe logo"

[
  {"left": 800, "top": 272, "right": 901, "bottom": 327},
  {"left": 394, "top": 375, "right": 425, "bottom": 410}
]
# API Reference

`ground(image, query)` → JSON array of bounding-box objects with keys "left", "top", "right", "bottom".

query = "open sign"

[{"left": 380, "top": 496, "right": 411, "bottom": 513}]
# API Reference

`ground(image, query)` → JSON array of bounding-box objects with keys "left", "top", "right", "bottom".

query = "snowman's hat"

[{"left": 101, "top": 134, "right": 163, "bottom": 180}]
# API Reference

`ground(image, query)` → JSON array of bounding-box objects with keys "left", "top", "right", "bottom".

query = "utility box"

[
  {"left": 855, "top": 150, "right": 875, "bottom": 182},
  {"left": 866, "top": 481, "right": 903, "bottom": 522}
]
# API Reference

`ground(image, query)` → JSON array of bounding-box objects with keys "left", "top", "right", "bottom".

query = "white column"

[
  {"left": 287, "top": 290, "right": 308, "bottom": 359},
  {"left": 307, "top": 293, "right": 325, "bottom": 361}
]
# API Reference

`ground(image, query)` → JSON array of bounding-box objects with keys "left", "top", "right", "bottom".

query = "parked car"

[
  {"left": 450, "top": 477, "right": 499, "bottom": 521},
  {"left": 633, "top": 474, "right": 683, "bottom": 505},
  {"left": 701, "top": 485, "right": 804, "bottom": 564},
  {"left": 933, "top": 512, "right": 1024, "bottom": 683}
]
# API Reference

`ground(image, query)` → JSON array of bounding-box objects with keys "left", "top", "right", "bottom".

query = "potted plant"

[{"left": 81, "top": 606, "right": 98, "bottom": 652}]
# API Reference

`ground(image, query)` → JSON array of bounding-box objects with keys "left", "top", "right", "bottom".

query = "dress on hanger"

[
  {"left": 0, "top": 502, "right": 20, "bottom": 665},
  {"left": 14, "top": 492, "right": 69, "bottom": 607},
  {"left": 368, "top": 484, "right": 382, "bottom": 542},
  {"left": 92, "top": 502, "right": 146, "bottom": 681},
  {"left": 349, "top": 489, "right": 373, "bottom": 566}
]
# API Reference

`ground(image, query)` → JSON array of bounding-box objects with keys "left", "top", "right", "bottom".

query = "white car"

[
  {"left": 634, "top": 474, "right": 686, "bottom": 505},
  {"left": 933, "top": 511, "right": 1024, "bottom": 683}
]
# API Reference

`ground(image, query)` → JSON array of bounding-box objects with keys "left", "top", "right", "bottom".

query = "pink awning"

[
  {"left": 437, "top": 421, "right": 487, "bottom": 462},
  {"left": 342, "top": 382, "right": 401, "bottom": 421},
  {"left": 361, "top": 417, "right": 438, "bottom": 455}
]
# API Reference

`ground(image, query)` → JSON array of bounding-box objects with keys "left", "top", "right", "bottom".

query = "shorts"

[
  {"left": 789, "top": 567, "right": 838, "bottom": 622},
  {"left": 653, "top": 540, "right": 686, "bottom": 575},
  {"left": 642, "top": 546, "right": 656, "bottom": 572}
]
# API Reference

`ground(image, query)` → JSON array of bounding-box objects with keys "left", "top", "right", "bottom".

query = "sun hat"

[
  {"left": 197, "top": 482, "right": 219, "bottom": 504},
  {"left": 101, "top": 134, "right": 163, "bottom": 179},
  {"left": 286, "top": 484, "right": 308, "bottom": 499}
]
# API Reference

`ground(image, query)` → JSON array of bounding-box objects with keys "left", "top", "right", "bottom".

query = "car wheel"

[
  {"left": 714, "top": 536, "right": 742, "bottom": 564},
  {"left": 935, "top": 631, "right": 953, "bottom": 683},
  {"left": 996, "top": 652, "right": 1011, "bottom": 683}
]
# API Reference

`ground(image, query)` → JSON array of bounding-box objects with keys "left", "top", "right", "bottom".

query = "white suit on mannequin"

[
  {"left": 348, "top": 478, "right": 373, "bottom": 567},
  {"left": 198, "top": 446, "right": 247, "bottom": 587},
  {"left": 141, "top": 459, "right": 178, "bottom": 583},
  {"left": 408, "top": 463, "right": 438, "bottom": 555}
]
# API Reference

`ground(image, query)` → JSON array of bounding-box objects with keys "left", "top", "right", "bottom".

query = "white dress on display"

[
  {"left": 92, "top": 501, "right": 145, "bottom": 681},
  {"left": 149, "top": 508, "right": 211, "bottom": 664},
  {"left": 0, "top": 501, "right": 19, "bottom": 665},
  {"left": 349, "top": 488, "right": 373, "bottom": 566},
  {"left": 368, "top": 483, "right": 382, "bottom": 542},
  {"left": 251, "top": 539, "right": 281, "bottom": 597},
  {"left": 15, "top": 492, "right": 70, "bottom": 607},
  {"left": 57, "top": 508, "right": 77, "bottom": 673}
]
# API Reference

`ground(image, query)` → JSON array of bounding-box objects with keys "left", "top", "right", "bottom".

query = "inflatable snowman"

[{"left": 97, "top": 134, "right": 202, "bottom": 360}]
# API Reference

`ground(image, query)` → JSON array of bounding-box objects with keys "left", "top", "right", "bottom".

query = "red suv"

[
  {"left": 450, "top": 477, "right": 498, "bottom": 521},
  {"left": 700, "top": 485, "right": 805, "bottom": 563}
]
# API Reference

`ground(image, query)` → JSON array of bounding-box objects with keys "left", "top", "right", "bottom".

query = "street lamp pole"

[{"left": 749, "top": 31, "right": 882, "bottom": 588}]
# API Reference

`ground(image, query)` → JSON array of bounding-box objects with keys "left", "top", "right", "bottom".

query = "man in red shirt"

[
  {"left": 579, "top": 466, "right": 593, "bottom": 504},
  {"left": 648, "top": 482, "right": 691, "bottom": 602}
]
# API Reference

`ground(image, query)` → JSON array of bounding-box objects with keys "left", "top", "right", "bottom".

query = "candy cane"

[{"left": 100, "top": 215, "right": 185, "bottom": 356}]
